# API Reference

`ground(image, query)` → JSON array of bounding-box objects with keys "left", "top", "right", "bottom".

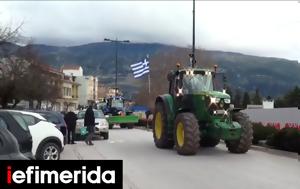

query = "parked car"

[
  {"left": 0, "top": 110, "right": 34, "bottom": 159},
  {"left": 0, "top": 126, "right": 29, "bottom": 160},
  {"left": 76, "top": 109, "right": 109, "bottom": 139},
  {"left": 33, "top": 110, "right": 67, "bottom": 144},
  {"left": 7, "top": 110, "right": 64, "bottom": 160}
]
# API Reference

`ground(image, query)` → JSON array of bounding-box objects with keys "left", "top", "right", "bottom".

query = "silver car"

[{"left": 76, "top": 109, "right": 109, "bottom": 139}]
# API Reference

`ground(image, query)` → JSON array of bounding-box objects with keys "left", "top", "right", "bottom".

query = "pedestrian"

[
  {"left": 84, "top": 104, "right": 95, "bottom": 145},
  {"left": 64, "top": 109, "right": 78, "bottom": 144}
]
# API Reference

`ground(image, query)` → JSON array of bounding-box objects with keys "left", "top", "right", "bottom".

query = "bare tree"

[{"left": 0, "top": 22, "right": 23, "bottom": 44}]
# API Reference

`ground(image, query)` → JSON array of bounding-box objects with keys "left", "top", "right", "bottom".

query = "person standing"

[
  {"left": 64, "top": 110, "right": 78, "bottom": 144},
  {"left": 84, "top": 105, "right": 95, "bottom": 145}
]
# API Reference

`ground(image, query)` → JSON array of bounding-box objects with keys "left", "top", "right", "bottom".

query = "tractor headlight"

[
  {"left": 210, "top": 97, "right": 220, "bottom": 104},
  {"left": 224, "top": 98, "right": 231, "bottom": 104}
]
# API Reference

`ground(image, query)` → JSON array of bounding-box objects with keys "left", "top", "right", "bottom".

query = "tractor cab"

[{"left": 168, "top": 68, "right": 231, "bottom": 118}]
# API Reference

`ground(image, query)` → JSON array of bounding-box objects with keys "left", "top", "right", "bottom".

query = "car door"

[
  {"left": 0, "top": 112, "right": 33, "bottom": 154},
  {"left": 0, "top": 126, "right": 10, "bottom": 159}
]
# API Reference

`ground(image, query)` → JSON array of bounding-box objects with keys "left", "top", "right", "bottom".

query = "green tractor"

[{"left": 152, "top": 65, "right": 253, "bottom": 155}]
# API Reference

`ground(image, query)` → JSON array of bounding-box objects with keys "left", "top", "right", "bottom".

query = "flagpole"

[
  {"left": 147, "top": 54, "right": 151, "bottom": 95},
  {"left": 148, "top": 72, "right": 151, "bottom": 94}
]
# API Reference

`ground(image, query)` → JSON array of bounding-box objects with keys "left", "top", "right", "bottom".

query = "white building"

[
  {"left": 61, "top": 65, "right": 98, "bottom": 106},
  {"left": 61, "top": 65, "right": 83, "bottom": 77},
  {"left": 75, "top": 76, "right": 98, "bottom": 106}
]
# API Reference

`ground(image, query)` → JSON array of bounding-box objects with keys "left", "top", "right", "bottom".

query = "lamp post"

[
  {"left": 104, "top": 38, "right": 130, "bottom": 96},
  {"left": 191, "top": 0, "right": 196, "bottom": 68}
]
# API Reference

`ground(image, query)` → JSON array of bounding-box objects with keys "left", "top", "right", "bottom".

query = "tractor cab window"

[
  {"left": 213, "top": 73, "right": 226, "bottom": 92},
  {"left": 182, "top": 73, "right": 213, "bottom": 94}
]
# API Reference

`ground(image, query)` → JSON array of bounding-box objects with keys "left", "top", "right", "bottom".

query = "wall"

[{"left": 242, "top": 107, "right": 300, "bottom": 130}]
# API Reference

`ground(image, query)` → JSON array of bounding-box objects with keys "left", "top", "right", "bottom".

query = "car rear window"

[
  {"left": 41, "top": 113, "right": 60, "bottom": 124},
  {"left": 10, "top": 113, "right": 29, "bottom": 131}
]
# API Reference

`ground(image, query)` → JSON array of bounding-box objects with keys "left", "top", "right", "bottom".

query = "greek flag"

[{"left": 130, "top": 57, "right": 150, "bottom": 78}]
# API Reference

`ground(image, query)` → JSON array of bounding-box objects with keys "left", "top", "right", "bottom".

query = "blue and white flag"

[{"left": 130, "top": 57, "right": 150, "bottom": 78}]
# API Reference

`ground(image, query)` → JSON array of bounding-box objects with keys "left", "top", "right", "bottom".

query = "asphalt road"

[{"left": 61, "top": 128, "right": 300, "bottom": 189}]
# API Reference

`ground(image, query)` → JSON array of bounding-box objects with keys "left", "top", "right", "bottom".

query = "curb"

[{"left": 250, "top": 144, "right": 298, "bottom": 159}]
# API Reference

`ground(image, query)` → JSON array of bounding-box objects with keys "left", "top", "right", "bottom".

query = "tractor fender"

[
  {"left": 155, "top": 94, "right": 176, "bottom": 130},
  {"left": 232, "top": 108, "right": 244, "bottom": 113}
]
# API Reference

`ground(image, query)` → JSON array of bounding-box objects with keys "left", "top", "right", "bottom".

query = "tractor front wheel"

[
  {"left": 152, "top": 103, "right": 174, "bottom": 148},
  {"left": 174, "top": 113, "right": 200, "bottom": 155},
  {"left": 225, "top": 112, "right": 253, "bottom": 153}
]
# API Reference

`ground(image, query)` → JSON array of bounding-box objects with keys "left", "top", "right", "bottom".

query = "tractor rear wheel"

[
  {"left": 200, "top": 136, "right": 220, "bottom": 147},
  {"left": 174, "top": 113, "right": 200, "bottom": 155},
  {"left": 225, "top": 112, "right": 253, "bottom": 153},
  {"left": 152, "top": 103, "right": 174, "bottom": 148}
]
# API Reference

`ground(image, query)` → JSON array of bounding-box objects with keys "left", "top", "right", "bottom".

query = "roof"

[
  {"left": 61, "top": 64, "right": 82, "bottom": 70},
  {"left": 5, "top": 110, "right": 46, "bottom": 121}
]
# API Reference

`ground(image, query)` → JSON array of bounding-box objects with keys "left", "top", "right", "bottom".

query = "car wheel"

[
  {"left": 102, "top": 132, "right": 109, "bottom": 140},
  {"left": 36, "top": 142, "right": 61, "bottom": 160}
]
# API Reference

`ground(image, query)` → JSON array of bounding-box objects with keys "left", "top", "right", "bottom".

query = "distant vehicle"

[
  {"left": 7, "top": 110, "right": 64, "bottom": 160},
  {"left": 33, "top": 110, "right": 67, "bottom": 144},
  {"left": 76, "top": 109, "right": 109, "bottom": 139},
  {"left": 102, "top": 96, "right": 138, "bottom": 129},
  {"left": 0, "top": 126, "right": 29, "bottom": 160},
  {"left": 0, "top": 110, "right": 34, "bottom": 159}
]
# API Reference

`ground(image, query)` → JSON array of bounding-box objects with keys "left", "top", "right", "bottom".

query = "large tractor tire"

[
  {"left": 200, "top": 136, "right": 220, "bottom": 147},
  {"left": 225, "top": 112, "right": 253, "bottom": 153},
  {"left": 152, "top": 103, "right": 174, "bottom": 148},
  {"left": 174, "top": 113, "right": 200, "bottom": 155}
]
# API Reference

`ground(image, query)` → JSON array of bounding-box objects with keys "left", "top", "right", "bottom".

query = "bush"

[
  {"left": 252, "top": 122, "right": 279, "bottom": 144},
  {"left": 266, "top": 128, "right": 300, "bottom": 152}
]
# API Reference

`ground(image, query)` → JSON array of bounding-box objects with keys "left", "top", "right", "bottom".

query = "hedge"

[
  {"left": 266, "top": 128, "right": 300, "bottom": 152},
  {"left": 252, "top": 122, "right": 279, "bottom": 144}
]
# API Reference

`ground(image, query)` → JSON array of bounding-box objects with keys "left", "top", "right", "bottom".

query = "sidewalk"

[{"left": 61, "top": 141, "right": 106, "bottom": 160}]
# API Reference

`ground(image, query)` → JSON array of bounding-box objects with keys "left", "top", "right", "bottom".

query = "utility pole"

[
  {"left": 104, "top": 38, "right": 130, "bottom": 96},
  {"left": 192, "top": 0, "right": 196, "bottom": 68}
]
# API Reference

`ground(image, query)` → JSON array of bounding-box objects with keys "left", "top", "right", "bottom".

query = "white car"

[
  {"left": 8, "top": 110, "right": 64, "bottom": 160},
  {"left": 76, "top": 109, "right": 109, "bottom": 139}
]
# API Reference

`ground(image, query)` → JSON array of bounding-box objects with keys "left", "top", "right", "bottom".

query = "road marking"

[{"left": 109, "top": 139, "right": 125, "bottom": 144}]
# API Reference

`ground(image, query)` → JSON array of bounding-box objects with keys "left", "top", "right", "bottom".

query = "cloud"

[{"left": 0, "top": 1, "right": 299, "bottom": 61}]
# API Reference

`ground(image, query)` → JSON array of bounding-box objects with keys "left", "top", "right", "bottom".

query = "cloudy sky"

[{"left": 0, "top": 1, "right": 299, "bottom": 61}]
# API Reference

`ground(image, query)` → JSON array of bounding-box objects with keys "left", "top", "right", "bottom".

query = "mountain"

[{"left": 1, "top": 42, "right": 300, "bottom": 98}]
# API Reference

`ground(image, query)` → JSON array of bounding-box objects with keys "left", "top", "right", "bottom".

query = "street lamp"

[{"left": 104, "top": 38, "right": 130, "bottom": 96}]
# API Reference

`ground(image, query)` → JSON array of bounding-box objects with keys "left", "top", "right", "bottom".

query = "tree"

[
  {"left": 242, "top": 91, "right": 251, "bottom": 108},
  {"left": 233, "top": 89, "right": 242, "bottom": 108},
  {"left": 252, "top": 88, "right": 262, "bottom": 105},
  {"left": 284, "top": 86, "right": 300, "bottom": 108},
  {"left": 0, "top": 56, "right": 30, "bottom": 108},
  {"left": 0, "top": 23, "right": 22, "bottom": 44}
]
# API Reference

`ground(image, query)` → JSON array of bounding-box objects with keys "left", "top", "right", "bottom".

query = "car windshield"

[
  {"left": 182, "top": 74, "right": 213, "bottom": 94},
  {"left": 77, "top": 110, "right": 105, "bottom": 119},
  {"left": 111, "top": 99, "right": 123, "bottom": 108}
]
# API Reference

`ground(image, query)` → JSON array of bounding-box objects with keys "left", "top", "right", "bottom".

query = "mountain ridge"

[{"left": 1, "top": 42, "right": 299, "bottom": 98}]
